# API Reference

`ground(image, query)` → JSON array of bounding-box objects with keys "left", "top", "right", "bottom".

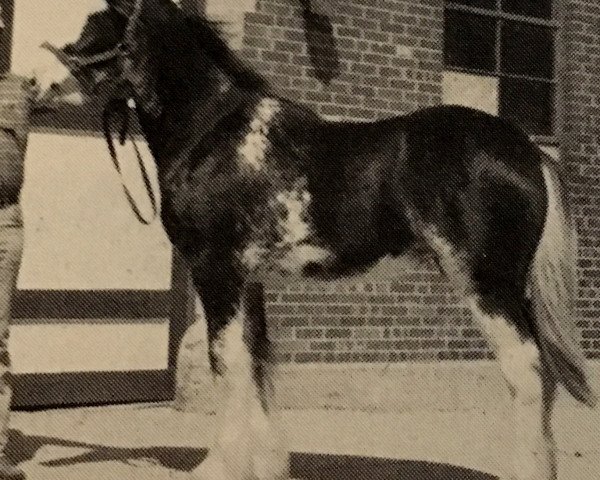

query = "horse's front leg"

[{"left": 192, "top": 274, "right": 288, "bottom": 480}]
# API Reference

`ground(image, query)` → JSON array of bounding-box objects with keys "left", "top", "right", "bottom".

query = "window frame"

[{"left": 444, "top": 0, "right": 564, "bottom": 145}]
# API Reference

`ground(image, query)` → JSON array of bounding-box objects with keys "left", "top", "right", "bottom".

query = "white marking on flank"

[
  {"left": 421, "top": 228, "right": 472, "bottom": 294},
  {"left": 237, "top": 98, "right": 281, "bottom": 171}
]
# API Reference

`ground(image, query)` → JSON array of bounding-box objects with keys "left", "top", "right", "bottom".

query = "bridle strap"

[
  {"left": 103, "top": 99, "right": 158, "bottom": 225},
  {"left": 45, "top": 0, "right": 157, "bottom": 225},
  {"left": 101, "top": 0, "right": 157, "bottom": 225},
  {"left": 42, "top": 0, "right": 157, "bottom": 224},
  {"left": 41, "top": 0, "right": 144, "bottom": 73},
  {"left": 123, "top": 0, "right": 144, "bottom": 44}
]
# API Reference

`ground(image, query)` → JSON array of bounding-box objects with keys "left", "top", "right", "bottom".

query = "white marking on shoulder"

[
  {"left": 274, "top": 185, "right": 331, "bottom": 272},
  {"left": 275, "top": 188, "right": 311, "bottom": 245},
  {"left": 240, "top": 243, "right": 269, "bottom": 271},
  {"left": 237, "top": 98, "right": 281, "bottom": 171}
]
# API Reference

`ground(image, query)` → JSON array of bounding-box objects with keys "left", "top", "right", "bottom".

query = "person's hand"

[
  {"left": 26, "top": 72, "right": 85, "bottom": 114},
  {"left": 25, "top": 75, "right": 66, "bottom": 114}
]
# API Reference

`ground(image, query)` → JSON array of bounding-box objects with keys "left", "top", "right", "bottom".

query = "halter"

[
  {"left": 50, "top": 0, "right": 145, "bottom": 74},
  {"left": 102, "top": 98, "right": 158, "bottom": 225},
  {"left": 43, "top": 0, "right": 158, "bottom": 225}
]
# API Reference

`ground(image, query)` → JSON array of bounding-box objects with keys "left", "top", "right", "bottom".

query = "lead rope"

[{"left": 102, "top": 99, "right": 158, "bottom": 225}]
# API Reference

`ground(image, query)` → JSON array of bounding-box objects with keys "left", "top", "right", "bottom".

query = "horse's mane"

[{"left": 183, "top": 14, "right": 270, "bottom": 92}]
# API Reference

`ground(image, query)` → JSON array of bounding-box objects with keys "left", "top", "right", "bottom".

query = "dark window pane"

[
  {"left": 501, "top": 21, "right": 554, "bottom": 78},
  {"left": 499, "top": 78, "right": 554, "bottom": 135},
  {"left": 444, "top": 11, "right": 497, "bottom": 72},
  {"left": 501, "top": 0, "right": 552, "bottom": 19},
  {"left": 446, "top": 0, "right": 496, "bottom": 10}
]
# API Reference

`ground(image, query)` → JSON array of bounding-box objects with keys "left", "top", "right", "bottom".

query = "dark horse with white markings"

[{"left": 42, "top": 1, "right": 596, "bottom": 479}]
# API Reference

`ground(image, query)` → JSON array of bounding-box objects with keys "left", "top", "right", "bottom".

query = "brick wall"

[
  {"left": 195, "top": 0, "right": 599, "bottom": 364},
  {"left": 234, "top": 0, "right": 498, "bottom": 364},
  {"left": 242, "top": 0, "right": 443, "bottom": 119},
  {"left": 562, "top": 0, "right": 600, "bottom": 359},
  {"left": 264, "top": 275, "right": 495, "bottom": 364}
]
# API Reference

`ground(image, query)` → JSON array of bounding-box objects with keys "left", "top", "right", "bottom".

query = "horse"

[{"left": 39, "top": 1, "right": 596, "bottom": 479}]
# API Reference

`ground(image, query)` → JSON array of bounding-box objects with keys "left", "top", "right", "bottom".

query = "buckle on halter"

[{"left": 117, "top": 42, "right": 130, "bottom": 55}]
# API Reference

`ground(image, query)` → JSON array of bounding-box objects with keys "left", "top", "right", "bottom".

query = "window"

[{"left": 443, "top": 1, "right": 558, "bottom": 137}]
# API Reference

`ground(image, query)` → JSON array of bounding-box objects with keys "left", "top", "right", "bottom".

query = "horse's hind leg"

[
  {"left": 190, "top": 264, "right": 288, "bottom": 480},
  {"left": 423, "top": 232, "right": 556, "bottom": 480},
  {"left": 469, "top": 296, "right": 557, "bottom": 480}
]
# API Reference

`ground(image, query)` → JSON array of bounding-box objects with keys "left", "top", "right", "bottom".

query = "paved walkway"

[{"left": 6, "top": 392, "right": 600, "bottom": 480}]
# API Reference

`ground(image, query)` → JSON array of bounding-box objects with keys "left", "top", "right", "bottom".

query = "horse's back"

[
  {"left": 400, "top": 105, "right": 545, "bottom": 179},
  {"left": 391, "top": 105, "right": 549, "bottom": 293}
]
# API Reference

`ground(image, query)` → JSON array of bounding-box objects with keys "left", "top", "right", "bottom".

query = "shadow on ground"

[
  {"left": 5, "top": 429, "right": 204, "bottom": 471},
  {"left": 5, "top": 429, "right": 497, "bottom": 479}
]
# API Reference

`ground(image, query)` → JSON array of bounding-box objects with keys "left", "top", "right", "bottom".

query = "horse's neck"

[
  {"left": 136, "top": 74, "right": 259, "bottom": 176},
  {"left": 134, "top": 16, "right": 271, "bottom": 164}
]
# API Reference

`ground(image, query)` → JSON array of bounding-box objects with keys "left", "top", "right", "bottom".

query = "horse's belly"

[{"left": 240, "top": 241, "right": 333, "bottom": 277}]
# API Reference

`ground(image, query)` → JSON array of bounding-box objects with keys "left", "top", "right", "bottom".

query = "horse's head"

[{"left": 41, "top": 0, "right": 181, "bottom": 115}]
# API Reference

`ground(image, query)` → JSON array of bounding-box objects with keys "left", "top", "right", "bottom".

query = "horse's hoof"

[
  {"left": 252, "top": 449, "right": 289, "bottom": 480},
  {"left": 191, "top": 449, "right": 289, "bottom": 480}
]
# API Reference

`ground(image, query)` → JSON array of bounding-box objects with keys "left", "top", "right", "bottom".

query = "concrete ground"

[
  {"left": 6, "top": 388, "right": 600, "bottom": 480},
  {"left": 9, "top": 405, "right": 600, "bottom": 480}
]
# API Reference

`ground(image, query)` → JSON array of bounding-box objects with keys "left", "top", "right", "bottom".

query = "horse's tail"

[{"left": 529, "top": 156, "right": 597, "bottom": 407}]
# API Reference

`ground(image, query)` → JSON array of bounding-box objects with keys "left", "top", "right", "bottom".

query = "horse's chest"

[
  {"left": 161, "top": 162, "right": 331, "bottom": 274},
  {"left": 239, "top": 181, "right": 332, "bottom": 276}
]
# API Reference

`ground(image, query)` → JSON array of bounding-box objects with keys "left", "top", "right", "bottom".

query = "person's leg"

[{"left": 0, "top": 204, "right": 24, "bottom": 480}]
